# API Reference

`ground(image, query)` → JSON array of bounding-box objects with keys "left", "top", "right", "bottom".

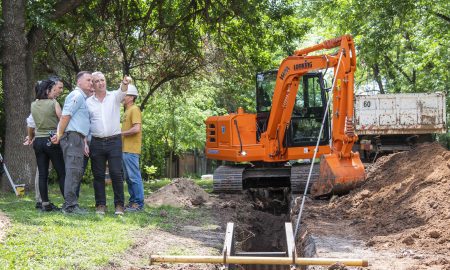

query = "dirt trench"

[{"left": 144, "top": 178, "right": 291, "bottom": 255}]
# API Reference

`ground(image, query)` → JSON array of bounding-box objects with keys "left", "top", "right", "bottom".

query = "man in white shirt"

[{"left": 87, "top": 72, "right": 130, "bottom": 215}]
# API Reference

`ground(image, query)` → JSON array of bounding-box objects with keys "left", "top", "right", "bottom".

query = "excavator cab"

[{"left": 256, "top": 70, "right": 330, "bottom": 148}]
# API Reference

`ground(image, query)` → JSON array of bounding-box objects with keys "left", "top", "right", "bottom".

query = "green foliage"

[
  {"left": 202, "top": 1, "right": 311, "bottom": 112},
  {"left": 141, "top": 78, "right": 226, "bottom": 177},
  {"left": 145, "top": 178, "right": 171, "bottom": 192},
  {"left": 298, "top": 0, "right": 450, "bottom": 94},
  {"left": 81, "top": 159, "right": 94, "bottom": 185},
  {"left": 30, "top": 0, "right": 310, "bottom": 108},
  {"left": 293, "top": 0, "right": 450, "bottom": 129},
  {"left": 195, "top": 178, "right": 214, "bottom": 193},
  {"left": 13, "top": 0, "right": 312, "bottom": 179},
  {"left": 437, "top": 132, "right": 450, "bottom": 150},
  {"left": 143, "top": 165, "right": 158, "bottom": 180}
]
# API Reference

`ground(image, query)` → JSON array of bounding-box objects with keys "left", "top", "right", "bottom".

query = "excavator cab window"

[
  {"left": 255, "top": 70, "right": 329, "bottom": 146},
  {"left": 256, "top": 70, "right": 277, "bottom": 113},
  {"left": 289, "top": 72, "right": 329, "bottom": 147},
  {"left": 256, "top": 70, "right": 277, "bottom": 141}
]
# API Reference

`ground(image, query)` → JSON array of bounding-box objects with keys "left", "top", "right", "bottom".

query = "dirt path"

[
  {"left": 104, "top": 227, "right": 223, "bottom": 270},
  {"left": 101, "top": 179, "right": 237, "bottom": 270},
  {"left": 0, "top": 210, "right": 10, "bottom": 243}
]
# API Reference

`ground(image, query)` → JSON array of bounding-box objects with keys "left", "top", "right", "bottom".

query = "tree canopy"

[
  {"left": 0, "top": 0, "right": 448, "bottom": 184},
  {"left": 32, "top": 0, "right": 308, "bottom": 109},
  {"left": 298, "top": 0, "right": 450, "bottom": 94}
]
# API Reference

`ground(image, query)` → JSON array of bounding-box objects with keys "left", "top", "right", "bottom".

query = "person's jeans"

[
  {"left": 33, "top": 137, "right": 65, "bottom": 202},
  {"left": 122, "top": 152, "right": 144, "bottom": 208},
  {"left": 90, "top": 136, "right": 124, "bottom": 207}
]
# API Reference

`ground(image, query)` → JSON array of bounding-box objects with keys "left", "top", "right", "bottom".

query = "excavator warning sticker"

[
  {"left": 207, "top": 149, "right": 219, "bottom": 154},
  {"left": 221, "top": 126, "right": 226, "bottom": 134}
]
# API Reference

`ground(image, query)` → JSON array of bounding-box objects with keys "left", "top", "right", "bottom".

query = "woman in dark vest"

[{"left": 29, "top": 80, "right": 66, "bottom": 211}]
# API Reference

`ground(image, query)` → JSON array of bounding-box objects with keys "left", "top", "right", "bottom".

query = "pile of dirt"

[
  {"left": 145, "top": 178, "right": 211, "bottom": 208},
  {"left": 0, "top": 210, "right": 10, "bottom": 243},
  {"left": 329, "top": 142, "right": 450, "bottom": 254}
]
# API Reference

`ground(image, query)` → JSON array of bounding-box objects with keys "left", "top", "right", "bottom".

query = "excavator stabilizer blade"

[{"left": 311, "top": 153, "right": 365, "bottom": 197}]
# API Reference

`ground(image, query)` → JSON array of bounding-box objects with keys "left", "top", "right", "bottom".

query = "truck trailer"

[{"left": 354, "top": 92, "right": 447, "bottom": 161}]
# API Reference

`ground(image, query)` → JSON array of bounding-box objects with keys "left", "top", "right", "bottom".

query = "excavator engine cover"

[{"left": 311, "top": 152, "right": 365, "bottom": 197}]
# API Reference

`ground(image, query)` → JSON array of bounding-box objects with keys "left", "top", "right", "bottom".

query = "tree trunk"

[
  {"left": 168, "top": 151, "right": 173, "bottom": 178},
  {"left": 372, "top": 64, "right": 385, "bottom": 94},
  {"left": 1, "top": 0, "right": 36, "bottom": 192},
  {"left": 1, "top": 0, "right": 84, "bottom": 193}
]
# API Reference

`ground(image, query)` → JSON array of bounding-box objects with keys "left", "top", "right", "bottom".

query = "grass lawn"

[{"left": 0, "top": 179, "right": 212, "bottom": 270}]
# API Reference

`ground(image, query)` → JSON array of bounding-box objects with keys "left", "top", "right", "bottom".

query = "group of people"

[{"left": 25, "top": 71, "right": 144, "bottom": 215}]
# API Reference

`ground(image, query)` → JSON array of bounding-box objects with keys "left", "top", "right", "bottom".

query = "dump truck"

[{"left": 354, "top": 92, "right": 447, "bottom": 161}]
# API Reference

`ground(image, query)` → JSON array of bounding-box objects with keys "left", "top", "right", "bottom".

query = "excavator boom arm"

[{"left": 263, "top": 35, "right": 357, "bottom": 159}]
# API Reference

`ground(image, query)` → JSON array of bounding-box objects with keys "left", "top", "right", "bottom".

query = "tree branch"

[
  {"left": 58, "top": 37, "right": 81, "bottom": 73},
  {"left": 140, "top": 59, "right": 201, "bottom": 111},
  {"left": 372, "top": 64, "right": 385, "bottom": 94},
  {"left": 432, "top": 11, "right": 450, "bottom": 23},
  {"left": 27, "top": 0, "right": 85, "bottom": 54},
  {"left": 384, "top": 55, "right": 414, "bottom": 84}
]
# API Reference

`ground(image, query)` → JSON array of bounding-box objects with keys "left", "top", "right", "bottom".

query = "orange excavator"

[{"left": 205, "top": 35, "right": 365, "bottom": 197}]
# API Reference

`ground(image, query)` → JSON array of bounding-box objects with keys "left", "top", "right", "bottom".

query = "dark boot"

[{"left": 41, "top": 202, "right": 60, "bottom": 212}]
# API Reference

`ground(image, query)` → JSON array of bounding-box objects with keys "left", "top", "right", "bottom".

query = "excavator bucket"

[{"left": 311, "top": 153, "right": 365, "bottom": 197}]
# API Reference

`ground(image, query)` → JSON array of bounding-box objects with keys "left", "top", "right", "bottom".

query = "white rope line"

[{"left": 294, "top": 50, "right": 344, "bottom": 238}]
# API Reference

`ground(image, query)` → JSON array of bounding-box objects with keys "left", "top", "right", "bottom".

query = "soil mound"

[
  {"left": 145, "top": 178, "right": 211, "bottom": 208},
  {"left": 0, "top": 210, "right": 10, "bottom": 242},
  {"left": 330, "top": 142, "right": 450, "bottom": 252}
]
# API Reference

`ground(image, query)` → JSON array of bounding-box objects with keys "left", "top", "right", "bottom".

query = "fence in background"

[{"left": 164, "top": 151, "right": 219, "bottom": 178}]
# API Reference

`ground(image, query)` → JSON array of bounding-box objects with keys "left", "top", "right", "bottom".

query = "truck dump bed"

[{"left": 355, "top": 92, "right": 447, "bottom": 135}]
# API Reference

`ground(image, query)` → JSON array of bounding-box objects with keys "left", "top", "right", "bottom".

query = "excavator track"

[
  {"left": 290, "top": 164, "right": 320, "bottom": 194},
  {"left": 213, "top": 164, "right": 319, "bottom": 194},
  {"left": 213, "top": 165, "right": 246, "bottom": 192}
]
